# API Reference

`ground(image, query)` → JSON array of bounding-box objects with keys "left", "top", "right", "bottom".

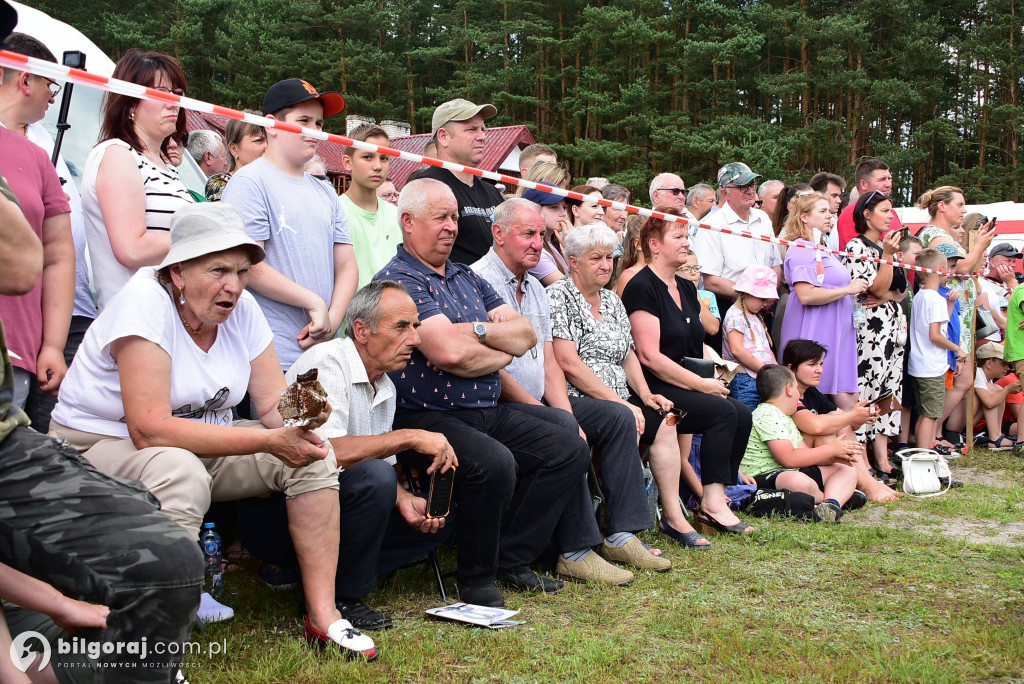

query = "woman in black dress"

[{"left": 621, "top": 213, "right": 754, "bottom": 535}]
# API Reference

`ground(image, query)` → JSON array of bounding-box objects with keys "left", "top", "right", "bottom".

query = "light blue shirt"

[
  {"left": 222, "top": 157, "right": 352, "bottom": 370},
  {"left": 471, "top": 248, "right": 549, "bottom": 401}
]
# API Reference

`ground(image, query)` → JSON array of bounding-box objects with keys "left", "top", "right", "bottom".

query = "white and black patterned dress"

[
  {"left": 842, "top": 236, "right": 907, "bottom": 440},
  {"left": 547, "top": 275, "right": 633, "bottom": 399}
]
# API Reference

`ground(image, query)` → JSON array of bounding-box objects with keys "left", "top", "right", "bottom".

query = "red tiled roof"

[{"left": 185, "top": 111, "right": 536, "bottom": 187}]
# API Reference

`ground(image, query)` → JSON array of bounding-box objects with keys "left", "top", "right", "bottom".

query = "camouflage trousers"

[{"left": 0, "top": 427, "right": 203, "bottom": 683}]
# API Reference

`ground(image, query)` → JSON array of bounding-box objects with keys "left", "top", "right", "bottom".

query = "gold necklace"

[{"left": 176, "top": 304, "right": 207, "bottom": 336}]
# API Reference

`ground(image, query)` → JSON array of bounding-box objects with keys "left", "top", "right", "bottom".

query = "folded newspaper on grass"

[{"left": 426, "top": 603, "right": 523, "bottom": 629}]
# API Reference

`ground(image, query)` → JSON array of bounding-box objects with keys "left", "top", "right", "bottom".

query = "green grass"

[{"left": 183, "top": 451, "right": 1024, "bottom": 683}]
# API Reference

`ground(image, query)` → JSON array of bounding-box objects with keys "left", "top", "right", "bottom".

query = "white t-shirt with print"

[{"left": 52, "top": 269, "right": 274, "bottom": 438}]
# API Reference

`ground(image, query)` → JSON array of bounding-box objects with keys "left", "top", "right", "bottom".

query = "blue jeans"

[{"left": 729, "top": 372, "right": 761, "bottom": 412}]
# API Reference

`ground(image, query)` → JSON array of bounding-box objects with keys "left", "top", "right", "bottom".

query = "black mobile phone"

[
  {"left": 426, "top": 466, "right": 456, "bottom": 519},
  {"left": 991, "top": 217, "right": 998, "bottom": 231},
  {"left": 898, "top": 225, "right": 910, "bottom": 242}
]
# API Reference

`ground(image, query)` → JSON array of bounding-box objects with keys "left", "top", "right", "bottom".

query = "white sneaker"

[{"left": 197, "top": 592, "right": 234, "bottom": 622}]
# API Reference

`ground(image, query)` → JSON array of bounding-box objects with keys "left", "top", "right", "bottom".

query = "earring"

[
  {"left": 129, "top": 110, "right": 135, "bottom": 121},
  {"left": 178, "top": 286, "right": 185, "bottom": 306}
]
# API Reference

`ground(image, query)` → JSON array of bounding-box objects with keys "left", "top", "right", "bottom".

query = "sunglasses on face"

[
  {"left": 665, "top": 408, "right": 687, "bottom": 426},
  {"left": 658, "top": 187, "right": 687, "bottom": 198},
  {"left": 754, "top": 199, "right": 764, "bottom": 208}
]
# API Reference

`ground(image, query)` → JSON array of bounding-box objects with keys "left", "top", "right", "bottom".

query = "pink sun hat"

[{"left": 733, "top": 264, "right": 779, "bottom": 299}]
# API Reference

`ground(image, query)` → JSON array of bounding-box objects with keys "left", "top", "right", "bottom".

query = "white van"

[{"left": 9, "top": 0, "right": 206, "bottom": 194}]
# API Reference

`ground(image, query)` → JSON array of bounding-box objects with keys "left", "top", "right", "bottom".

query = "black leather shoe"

[
  {"left": 496, "top": 566, "right": 565, "bottom": 594},
  {"left": 336, "top": 599, "right": 393, "bottom": 631},
  {"left": 457, "top": 581, "right": 505, "bottom": 607}
]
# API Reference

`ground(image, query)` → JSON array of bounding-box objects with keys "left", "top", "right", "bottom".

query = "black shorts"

[{"left": 754, "top": 466, "right": 825, "bottom": 493}]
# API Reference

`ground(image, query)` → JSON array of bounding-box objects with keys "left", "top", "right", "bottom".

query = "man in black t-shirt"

[{"left": 417, "top": 98, "right": 505, "bottom": 265}]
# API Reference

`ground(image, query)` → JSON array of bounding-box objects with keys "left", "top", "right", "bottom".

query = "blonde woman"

[
  {"left": 915, "top": 187, "right": 996, "bottom": 445},
  {"left": 780, "top": 192, "right": 868, "bottom": 410}
]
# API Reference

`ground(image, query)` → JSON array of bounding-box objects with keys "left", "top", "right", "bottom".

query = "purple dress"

[{"left": 780, "top": 239, "right": 859, "bottom": 394}]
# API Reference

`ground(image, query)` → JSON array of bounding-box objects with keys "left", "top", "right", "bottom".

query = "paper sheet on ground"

[{"left": 426, "top": 603, "right": 523, "bottom": 629}]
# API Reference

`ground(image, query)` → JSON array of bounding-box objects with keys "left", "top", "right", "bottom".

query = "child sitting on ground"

[
  {"left": 909, "top": 248, "right": 968, "bottom": 454},
  {"left": 722, "top": 265, "right": 779, "bottom": 411},
  {"left": 973, "top": 342, "right": 1020, "bottom": 450},
  {"left": 740, "top": 364, "right": 862, "bottom": 522}
]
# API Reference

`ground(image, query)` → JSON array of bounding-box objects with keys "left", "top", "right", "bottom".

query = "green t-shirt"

[
  {"left": 1005, "top": 286, "right": 1024, "bottom": 363},
  {"left": 741, "top": 402, "right": 802, "bottom": 477},
  {"left": 340, "top": 194, "right": 401, "bottom": 289},
  {"left": 0, "top": 175, "right": 31, "bottom": 442}
]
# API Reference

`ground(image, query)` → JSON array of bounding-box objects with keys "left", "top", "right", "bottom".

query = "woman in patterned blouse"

[{"left": 548, "top": 223, "right": 711, "bottom": 548}]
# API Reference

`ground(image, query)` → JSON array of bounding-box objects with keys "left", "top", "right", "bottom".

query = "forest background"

[{"left": 23, "top": 0, "right": 1024, "bottom": 204}]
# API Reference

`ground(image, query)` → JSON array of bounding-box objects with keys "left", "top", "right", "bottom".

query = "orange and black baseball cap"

[{"left": 262, "top": 78, "right": 345, "bottom": 117}]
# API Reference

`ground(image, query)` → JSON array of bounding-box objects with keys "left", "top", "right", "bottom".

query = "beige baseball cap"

[
  {"left": 976, "top": 342, "right": 1005, "bottom": 361},
  {"left": 431, "top": 98, "right": 497, "bottom": 134}
]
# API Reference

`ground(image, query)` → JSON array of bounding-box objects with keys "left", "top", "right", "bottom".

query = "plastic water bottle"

[
  {"left": 200, "top": 522, "right": 223, "bottom": 599},
  {"left": 852, "top": 297, "right": 867, "bottom": 327}
]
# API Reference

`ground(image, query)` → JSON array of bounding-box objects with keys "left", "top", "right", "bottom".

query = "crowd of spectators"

[{"left": 0, "top": 18, "right": 1016, "bottom": 680}]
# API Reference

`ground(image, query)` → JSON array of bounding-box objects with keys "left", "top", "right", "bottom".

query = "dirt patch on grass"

[
  {"left": 952, "top": 466, "right": 1019, "bottom": 489},
  {"left": 849, "top": 506, "right": 1024, "bottom": 546}
]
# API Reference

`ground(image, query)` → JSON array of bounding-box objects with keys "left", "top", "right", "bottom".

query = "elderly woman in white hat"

[{"left": 49, "top": 203, "right": 377, "bottom": 660}]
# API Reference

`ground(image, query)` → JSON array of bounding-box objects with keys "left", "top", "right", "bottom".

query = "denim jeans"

[{"left": 729, "top": 372, "right": 761, "bottom": 413}]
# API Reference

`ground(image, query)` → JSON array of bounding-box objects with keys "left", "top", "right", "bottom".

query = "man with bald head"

[
  {"left": 372, "top": 179, "right": 589, "bottom": 608},
  {"left": 649, "top": 173, "right": 687, "bottom": 213}
]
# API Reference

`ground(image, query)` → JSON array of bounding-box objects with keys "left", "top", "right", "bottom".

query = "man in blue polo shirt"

[{"left": 373, "top": 178, "right": 589, "bottom": 608}]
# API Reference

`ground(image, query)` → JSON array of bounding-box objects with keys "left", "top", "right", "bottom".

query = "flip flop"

[{"left": 931, "top": 441, "right": 967, "bottom": 458}]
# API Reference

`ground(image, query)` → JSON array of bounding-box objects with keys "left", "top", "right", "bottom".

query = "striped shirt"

[{"left": 82, "top": 138, "right": 193, "bottom": 310}]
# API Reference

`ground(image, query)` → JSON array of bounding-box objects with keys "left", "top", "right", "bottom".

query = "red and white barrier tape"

[{"left": 1, "top": 49, "right": 982, "bottom": 278}]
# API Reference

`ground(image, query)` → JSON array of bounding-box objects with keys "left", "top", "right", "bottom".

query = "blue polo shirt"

[{"left": 374, "top": 244, "right": 505, "bottom": 410}]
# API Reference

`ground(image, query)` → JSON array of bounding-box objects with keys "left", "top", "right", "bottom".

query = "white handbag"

[{"left": 897, "top": 448, "right": 952, "bottom": 498}]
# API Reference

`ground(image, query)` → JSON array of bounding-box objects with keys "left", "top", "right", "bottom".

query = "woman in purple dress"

[{"left": 780, "top": 193, "right": 869, "bottom": 410}]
